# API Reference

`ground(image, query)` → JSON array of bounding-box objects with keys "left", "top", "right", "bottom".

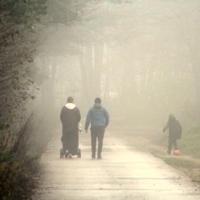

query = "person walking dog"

[{"left": 85, "top": 98, "right": 109, "bottom": 159}]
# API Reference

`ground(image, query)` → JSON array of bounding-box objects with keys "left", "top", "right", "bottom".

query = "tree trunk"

[
  {"left": 94, "top": 44, "right": 104, "bottom": 98},
  {"left": 79, "top": 45, "right": 90, "bottom": 110}
]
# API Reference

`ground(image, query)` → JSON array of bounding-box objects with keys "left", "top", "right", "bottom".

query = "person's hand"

[{"left": 85, "top": 129, "right": 88, "bottom": 133}]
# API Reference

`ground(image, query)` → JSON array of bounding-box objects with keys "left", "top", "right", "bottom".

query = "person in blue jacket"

[{"left": 85, "top": 98, "right": 109, "bottom": 159}]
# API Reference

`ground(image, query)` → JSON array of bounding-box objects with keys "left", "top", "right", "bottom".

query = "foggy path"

[
  {"left": 32, "top": 128, "right": 200, "bottom": 200},
  {"left": 3, "top": 1, "right": 200, "bottom": 199}
]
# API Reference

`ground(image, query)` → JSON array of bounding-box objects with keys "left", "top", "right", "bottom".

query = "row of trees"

[
  {"left": 0, "top": 0, "right": 90, "bottom": 153},
  {"left": 0, "top": 0, "right": 48, "bottom": 151},
  {"left": 38, "top": 1, "right": 200, "bottom": 127},
  {"left": 0, "top": 1, "right": 89, "bottom": 199}
]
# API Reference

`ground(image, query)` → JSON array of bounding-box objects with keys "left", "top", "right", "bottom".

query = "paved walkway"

[{"left": 32, "top": 128, "right": 200, "bottom": 200}]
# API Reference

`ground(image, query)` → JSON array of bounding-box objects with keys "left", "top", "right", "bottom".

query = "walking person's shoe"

[
  {"left": 97, "top": 155, "right": 102, "bottom": 159},
  {"left": 167, "top": 150, "right": 171, "bottom": 155},
  {"left": 69, "top": 154, "right": 73, "bottom": 158},
  {"left": 91, "top": 154, "right": 95, "bottom": 159}
]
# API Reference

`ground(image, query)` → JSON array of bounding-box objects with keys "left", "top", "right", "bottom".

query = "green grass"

[{"left": 180, "top": 124, "right": 200, "bottom": 158}]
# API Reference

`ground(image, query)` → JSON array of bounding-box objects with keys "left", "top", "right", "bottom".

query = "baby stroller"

[{"left": 60, "top": 125, "right": 82, "bottom": 158}]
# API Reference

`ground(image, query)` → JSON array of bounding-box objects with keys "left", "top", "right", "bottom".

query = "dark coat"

[
  {"left": 60, "top": 104, "right": 81, "bottom": 155},
  {"left": 60, "top": 105, "right": 81, "bottom": 132},
  {"left": 163, "top": 115, "right": 182, "bottom": 140}
]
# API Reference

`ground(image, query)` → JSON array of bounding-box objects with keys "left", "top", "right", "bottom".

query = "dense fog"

[
  {"left": 33, "top": 1, "right": 200, "bottom": 129},
  {"left": 1, "top": 1, "right": 200, "bottom": 198},
  {"left": 1, "top": 0, "right": 200, "bottom": 153}
]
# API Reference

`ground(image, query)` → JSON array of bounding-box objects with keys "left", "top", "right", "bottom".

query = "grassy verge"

[{"left": 180, "top": 124, "right": 200, "bottom": 158}]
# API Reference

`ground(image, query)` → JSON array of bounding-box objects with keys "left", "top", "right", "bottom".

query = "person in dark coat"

[
  {"left": 85, "top": 98, "right": 109, "bottom": 159},
  {"left": 60, "top": 96, "right": 81, "bottom": 158},
  {"left": 163, "top": 114, "right": 182, "bottom": 154}
]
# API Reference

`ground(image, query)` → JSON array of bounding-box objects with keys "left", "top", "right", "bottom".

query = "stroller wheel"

[
  {"left": 77, "top": 149, "right": 81, "bottom": 158},
  {"left": 65, "top": 152, "right": 69, "bottom": 158}
]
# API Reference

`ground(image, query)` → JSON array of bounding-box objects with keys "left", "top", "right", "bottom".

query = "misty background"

[
  {"left": 1, "top": 0, "right": 200, "bottom": 198},
  {"left": 36, "top": 0, "right": 200, "bottom": 127},
  {"left": 1, "top": 0, "right": 200, "bottom": 157}
]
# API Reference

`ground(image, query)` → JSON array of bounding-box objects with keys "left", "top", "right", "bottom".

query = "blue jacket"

[{"left": 85, "top": 103, "right": 109, "bottom": 130}]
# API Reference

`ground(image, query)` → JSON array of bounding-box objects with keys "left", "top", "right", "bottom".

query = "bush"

[
  {"left": 0, "top": 153, "right": 38, "bottom": 200},
  {"left": 0, "top": 115, "right": 40, "bottom": 200}
]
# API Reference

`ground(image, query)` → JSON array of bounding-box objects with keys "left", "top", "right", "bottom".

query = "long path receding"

[{"left": 32, "top": 128, "right": 200, "bottom": 200}]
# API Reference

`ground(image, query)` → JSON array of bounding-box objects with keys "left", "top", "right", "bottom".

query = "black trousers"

[
  {"left": 90, "top": 126, "right": 105, "bottom": 156},
  {"left": 168, "top": 137, "right": 177, "bottom": 153}
]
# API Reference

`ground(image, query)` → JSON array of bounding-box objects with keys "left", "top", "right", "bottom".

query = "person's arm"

[
  {"left": 104, "top": 108, "right": 109, "bottom": 128},
  {"left": 163, "top": 121, "right": 169, "bottom": 132},
  {"left": 85, "top": 108, "right": 92, "bottom": 132},
  {"left": 77, "top": 108, "right": 81, "bottom": 123},
  {"left": 177, "top": 120, "right": 182, "bottom": 134}
]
